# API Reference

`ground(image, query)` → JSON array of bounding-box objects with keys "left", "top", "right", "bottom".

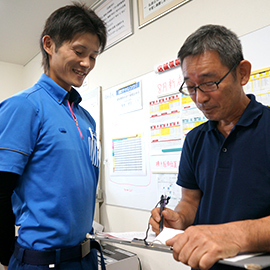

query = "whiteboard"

[
  {"left": 102, "top": 72, "right": 158, "bottom": 211},
  {"left": 101, "top": 24, "right": 270, "bottom": 211},
  {"left": 102, "top": 67, "right": 184, "bottom": 211}
]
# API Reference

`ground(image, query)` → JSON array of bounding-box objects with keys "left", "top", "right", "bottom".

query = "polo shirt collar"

[
  {"left": 236, "top": 94, "right": 262, "bottom": 127},
  {"left": 66, "top": 88, "right": 82, "bottom": 105},
  {"left": 38, "top": 73, "right": 82, "bottom": 105},
  {"left": 205, "top": 94, "right": 262, "bottom": 132}
]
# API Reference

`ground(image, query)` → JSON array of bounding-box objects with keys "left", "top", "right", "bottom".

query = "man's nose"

[
  {"left": 195, "top": 88, "right": 210, "bottom": 104},
  {"left": 80, "top": 57, "right": 90, "bottom": 68}
]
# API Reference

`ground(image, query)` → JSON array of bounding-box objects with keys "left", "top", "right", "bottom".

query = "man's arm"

[
  {"left": 0, "top": 172, "right": 19, "bottom": 267},
  {"left": 166, "top": 212, "right": 270, "bottom": 270},
  {"left": 150, "top": 187, "right": 202, "bottom": 234}
]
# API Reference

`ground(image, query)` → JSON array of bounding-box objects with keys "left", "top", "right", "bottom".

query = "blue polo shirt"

[
  {"left": 177, "top": 94, "right": 270, "bottom": 225},
  {"left": 0, "top": 73, "right": 99, "bottom": 250}
]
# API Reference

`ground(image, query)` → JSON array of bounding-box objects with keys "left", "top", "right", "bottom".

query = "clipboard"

[
  {"left": 88, "top": 233, "right": 173, "bottom": 253},
  {"left": 89, "top": 232, "right": 270, "bottom": 269}
]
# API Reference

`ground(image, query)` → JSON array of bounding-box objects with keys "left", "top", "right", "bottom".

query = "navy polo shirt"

[
  {"left": 177, "top": 94, "right": 270, "bottom": 225},
  {"left": 0, "top": 74, "right": 99, "bottom": 250}
]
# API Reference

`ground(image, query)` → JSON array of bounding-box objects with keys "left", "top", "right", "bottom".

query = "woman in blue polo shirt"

[{"left": 0, "top": 3, "right": 106, "bottom": 270}]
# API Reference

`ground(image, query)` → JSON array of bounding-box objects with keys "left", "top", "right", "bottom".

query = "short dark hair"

[
  {"left": 40, "top": 2, "right": 107, "bottom": 73},
  {"left": 178, "top": 25, "right": 244, "bottom": 71}
]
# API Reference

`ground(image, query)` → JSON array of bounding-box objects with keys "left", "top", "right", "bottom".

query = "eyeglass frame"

[{"left": 179, "top": 61, "right": 240, "bottom": 96}]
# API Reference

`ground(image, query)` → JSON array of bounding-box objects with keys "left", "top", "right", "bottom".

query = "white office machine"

[{"left": 99, "top": 243, "right": 139, "bottom": 270}]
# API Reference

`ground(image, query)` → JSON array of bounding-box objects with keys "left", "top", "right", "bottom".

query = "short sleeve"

[
  {"left": 0, "top": 95, "right": 40, "bottom": 174},
  {"left": 177, "top": 135, "right": 199, "bottom": 189}
]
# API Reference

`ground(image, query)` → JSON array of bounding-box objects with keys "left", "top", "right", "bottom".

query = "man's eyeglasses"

[{"left": 179, "top": 62, "right": 239, "bottom": 96}]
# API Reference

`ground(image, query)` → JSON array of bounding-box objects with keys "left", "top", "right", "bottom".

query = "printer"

[{"left": 99, "top": 243, "right": 139, "bottom": 270}]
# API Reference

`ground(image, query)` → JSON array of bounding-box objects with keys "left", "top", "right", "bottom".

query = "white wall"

[
  {"left": 0, "top": 61, "right": 23, "bottom": 102},
  {"left": 1, "top": 0, "right": 270, "bottom": 269},
  {"left": 0, "top": 54, "right": 42, "bottom": 102},
  {"left": 87, "top": 0, "right": 270, "bottom": 91},
  {"left": 22, "top": 53, "right": 43, "bottom": 90}
]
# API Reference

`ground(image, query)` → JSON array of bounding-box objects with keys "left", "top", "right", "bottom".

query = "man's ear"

[
  {"left": 42, "top": 35, "right": 55, "bottom": 56},
  {"left": 238, "top": 60, "right": 252, "bottom": 86}
]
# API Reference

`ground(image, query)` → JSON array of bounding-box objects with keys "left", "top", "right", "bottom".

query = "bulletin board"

[{"left": 101, "top": 24, "right": 270, "bottom": 211}]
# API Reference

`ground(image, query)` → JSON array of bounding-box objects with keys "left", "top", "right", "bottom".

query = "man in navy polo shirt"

[
  {"left": 0, "top": 3, "right": 106, "bottom": 270},
  {"left": 150, "top": 25, "right": 270, "bottom": 270}
]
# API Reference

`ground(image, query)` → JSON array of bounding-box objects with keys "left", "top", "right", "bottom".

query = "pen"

[{"left": 159, "top": 195, "right": 165, "bottom": 232}]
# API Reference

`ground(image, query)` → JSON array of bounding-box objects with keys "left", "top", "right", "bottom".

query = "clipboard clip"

[
  {"left": 132, "top": 237, "right": 150, "bottom": 246},
  {"left": 131, "top": 238, "right": 173, "bottom": 252}
]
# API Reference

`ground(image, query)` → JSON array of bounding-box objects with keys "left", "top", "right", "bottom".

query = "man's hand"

[
  {"left": 149, "top": 207, "right": 184, "bottom": 235},
  {"left": 149, "top": 188, "right": 202, "bottom": 235},
  {"left": 166, "top": 224, "right": 241, "bottom": 270}
]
